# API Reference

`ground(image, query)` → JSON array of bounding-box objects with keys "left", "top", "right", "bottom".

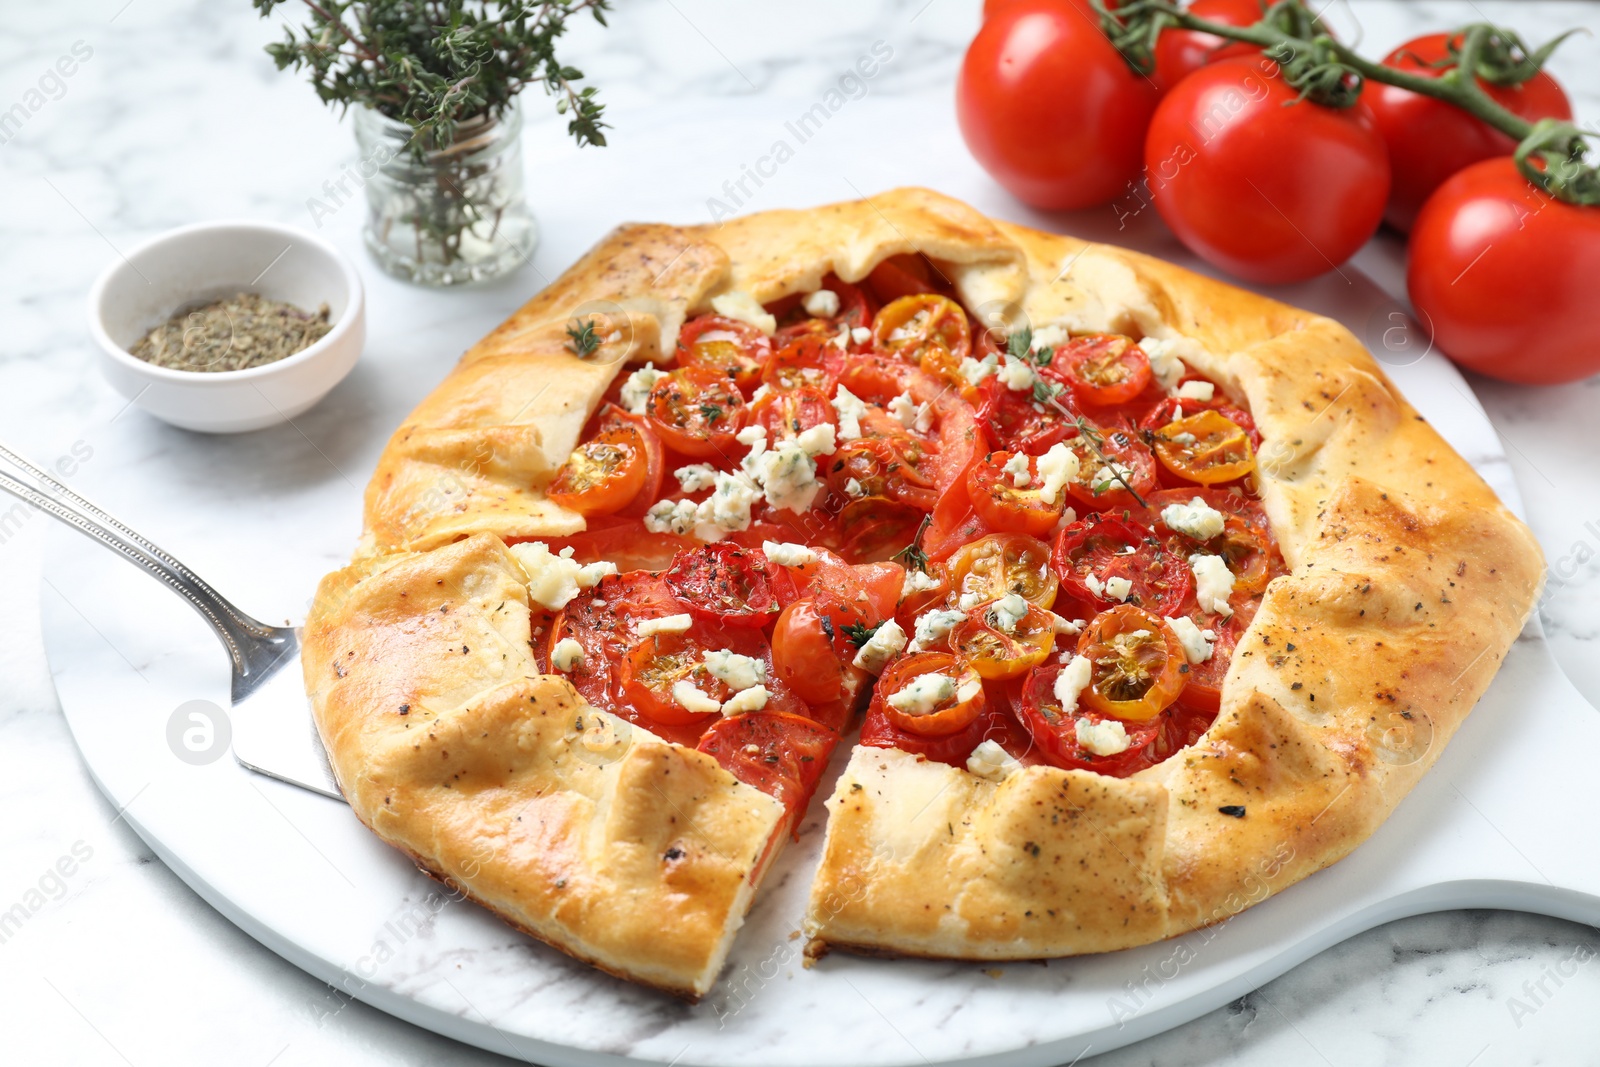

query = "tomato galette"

[{"left": 305, "top": 188, "right": 1542, "bottom": 997}]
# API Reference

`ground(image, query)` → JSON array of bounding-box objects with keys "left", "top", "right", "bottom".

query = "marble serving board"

[{"left": 38, "top": 103, "right": 1600, "bottom": 1065}]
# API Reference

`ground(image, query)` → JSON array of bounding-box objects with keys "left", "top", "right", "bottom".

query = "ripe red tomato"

[
  {"left": 1369, "top": 33, "right": 1572, "bottom": 232},
  {"left": 1151, "top": 0, "right": 1266, "bottom": 92},
  {"left": 957, "top": 0, "right": 1160, "bottom": 210},
  {"left": 1144, "top": 57, "right": 1389, "bottom": 283},
  {"left": 1407, "top": 158, "right": 1600, "bottom": 386}
]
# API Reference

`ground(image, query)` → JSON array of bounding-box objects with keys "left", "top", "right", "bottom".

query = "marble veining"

[{"left": 3, "top": 2, "right": 1599, "bottom": 1065}]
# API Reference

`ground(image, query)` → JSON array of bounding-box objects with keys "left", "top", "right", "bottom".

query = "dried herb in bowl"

[{"left": 129, "top": 292, "right": 333, "bottom": 373}]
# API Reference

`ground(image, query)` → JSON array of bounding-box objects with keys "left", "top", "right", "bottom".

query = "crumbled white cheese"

[
  {"left": 1051, "top": 613, "right": 1085, "bottom": 635},
  {"left": 1139, "top": 337, "right": 1188, "bottom": 392},
  {"left": 802, "top": 289, "right": 840, "bottom": 318},
  {"left": 966, "top": 739, "right": 1023, "bottom": 782},
  {"left": 509, "top": 542, "right": 614, "bottom": 610},
  {"left": 795, "top": 421, "right": 837, "bottom": 457},
  {"left": 901, "top": 569, "right": 941, "bottom": 598},
  {"left": 1166, "top": 616, "right": 1216, "bottom": 664},
  {"left": 959, "top": 354, "right": 999, "bottom": 386},
  {"left": 644, "top": 498, "right": 699, "bottom": 536},
  {"left": 551, "top": 637, "right": 584, "bottom": 672},
  {"left": 887, "top": 672, "right": 957, "bottom": 714},
  {"left": 747, "top": 437, "right": 821, "bottom": 513},
  {"left": 750, "top": 383, "right": 772, "bottom": 404},
  {"left": 1089, "top": 462, "right": 1135, "bottom": 496},
  {"left": 1002, "top": 452, "right": 1032, "bottom": 488},
  {"left": 1035, "top": 441, "right": 1079, "bottom": 506},
  {"left": 720, "top": 684, "right": 770, "bottom": 715},
  {"left": 852, "top": 619, "right": 908, "bottom": 674},
  {"left": 636, "top": 613, "right": 693, "bottom": 638},
  {"left": 887, "top": 391, "right": 933, "bottom": 433},
  {"left": 998, "top": 355, "right": 1036, "bottom": 392},
  {"left": 991, "top": 592, "right": 1029, "bottom": 634},
  {"left": 702, "top": 649, "right": 766, "bottom": 692},
  {"left": 619, "top": 366, "right": 664, "bottom": 415},
  {"left": 832, "top": 385, "right": 868, "bottom": 441},
  {"left": 957, "top": 591, "right": 983, "bottom": 611},
  {"left": 1103, "top": 575, "right": 1133, "bottom": 601},
  {"left": 672, "top": 680, "right": 723, "bottom": 716},
  {"left": 1175, "top": 379, "right": 1216, "bottom": 402},
  {"left": 910, "top": 608, "right": 966, "bottom": 651},
  {"left": 833, "top": 324, "right": 852, "bottom": 350},
  {"left": 710, "top": 290, "right": 776, "bottom": 335},
  {"left": 1053, "top": 655, "right": 1093, "bottom": 712},
  {"left": 695, "top": 472, "right": 760, "bottom": 539},
  {"left": 851, "top": 326, "right": 872, "bottom": 345},
  {"left": 762, "top": 540, "right": 817, "bottom": 567},
  {"left": 1190, "top": 553, "right": 1236, "bottom": 616},
  {"left": 674, "top": 464, "right": 719, "bottom": 493},
  {"left": 844, "top": 477, "right": 865, "bottom": 498},
  {"left": 1031, "top": 324, "right": 1068, "bottom": 351},
  {"left": 1161, "top": 497, "right": 1226, "bottom": 541},
  {"left": 736, "top": 424, "right": 767, "bottom": 447},
  {"left": 1075, "top": 718, "right": 1131, "bottom": 756}
]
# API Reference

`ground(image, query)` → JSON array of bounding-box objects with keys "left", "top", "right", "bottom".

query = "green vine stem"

[{"left": 1096, "top": 0, "right": 1600, "bottom": 206}]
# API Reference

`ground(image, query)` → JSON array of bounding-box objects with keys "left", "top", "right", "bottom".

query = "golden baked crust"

[
  {"left": 306, "top": 187, "right": 1543, "bottom": 988},
  {"left": 303, "top": 533, "right": 785, "bottom": 997}
]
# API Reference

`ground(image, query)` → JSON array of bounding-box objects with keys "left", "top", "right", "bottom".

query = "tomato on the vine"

[
  {"left": 1369, "top": 33, "right": 1573, "bottom": 232},
  {"left": 1151, "top": 0, "right": 1268, "bottom": 92},
  {"left": 1408, "top": 158, "right": 1600, "bottom": 386},
  {"left": 1144, "top": 57, "right": 1390, "bottom": 283},
  {"left": 958, "top": 0, "right": 1160, "bottom": 210}
]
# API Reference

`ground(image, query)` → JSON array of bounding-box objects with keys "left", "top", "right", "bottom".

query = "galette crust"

[{"left": 306, "top": 188, "right": 1543, "bottom": 988}]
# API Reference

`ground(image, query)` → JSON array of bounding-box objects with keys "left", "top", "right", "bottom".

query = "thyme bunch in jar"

[{"left": 254, "top": 0, "right": 611, "bottom": 286}]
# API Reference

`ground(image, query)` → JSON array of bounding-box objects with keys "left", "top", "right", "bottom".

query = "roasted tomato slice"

[
  {"left": 698, "top": 711, "right": 838, "bottom": 822},
  {"left": 975, "top": 375, "right": 1084, "bottom": 454},
  {"left": 871, "top": 294, "right": 972, "bottom": 382},
  {"left": 1045, "top": 334, "right": 1151, "bottom": 407},
  {"left": 646, "top": 366, "right": 747, "bottom": 458},
  {"left": 762, "top": 334, "right": 845, "bottom": 393},
  {"left": 1066, "top": 426, "right": 1159, "bottom": 510},
  {"left": 870, "top": 652, "right": 986, "bottom": 736},
  {"left": 826, "top": 435, "right": 941, "bottom": 513},
  {"left": 664, "top": 542, "right": 791, "bottom": 629},
  {"left": 1051, "top": 515, "right": 1192, "bottom": 616},
  {"left": 619, "top": 622, "right": 779, "bottom": 728},
  {"left": 1018, "top": 661, "right": 1164, "bottom": 777},
  {"left": 1077, "top": 605, "right": 1187, "bottom": 721},
  {"left": 772, "top": 597, "right": 854, "bottom": 706},
  {"left": 947, "top": 532, "right": 1059, "bottom": 608},
  {"left": 748, "top": 385, "right": 835, "bottom": 442},
  {"left": 1150, "top": 410, "right": 1256, "bottom": 485},
  {"left": 1177, "top": 596, "right": 1256, "bottom": 715},
  {"left": 676, "top": 314, "right": 772, "bottom": 391},
  {"left": 950, "top": 597, "right": 1057, "bottom": 680},
  {"left": 832, "top": 496, "right": 926, "bottom": 564},
  {"left": 965, "top": 450, "right": 1067, "bottom": 538},
  {"left": 551, "top": 572, "right": 682, "bottom": 713},
  {"left": 547, "top": 406, "right": 658, "bottom": 517}
]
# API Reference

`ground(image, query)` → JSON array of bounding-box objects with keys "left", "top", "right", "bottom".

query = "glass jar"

[{"left": 351, "top": 105, "right": 538, "bottom": 287}]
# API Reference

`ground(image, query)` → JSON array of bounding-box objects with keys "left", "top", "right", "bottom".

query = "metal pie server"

[{"left": 2, "top": 440, "right": 343, "bottom": 800}]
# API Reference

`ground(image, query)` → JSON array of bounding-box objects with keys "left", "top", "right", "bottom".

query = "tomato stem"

[{"left": 1094, "top": 1, "right": 1600, "bottom": 207}]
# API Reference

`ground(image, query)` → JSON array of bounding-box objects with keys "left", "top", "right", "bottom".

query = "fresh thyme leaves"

[
  {"left": 698, "top": 403, "right": 724, "bottom": 422},
  {"left": 1006, "top": 325, "right": 1033, "bottom": 363},
  {"left": 129, "top": 292, "right": 332, "bottom": 373},
  {"left": 255, "top": 0, "right": 612, "bottom": 154},
  {"left": 1070, "top": 415, "right": 1149, "bottom": 507},
  {"left": 1031, "top": 377, "right": 1064, "bottom": 405},
  {"left": 566, "top": 318, "right": 602, "bottom": 358},
  {"left": 841, "top": 621, "right": 881, "bottom": 648},
  {"left": 891, "top": 514, "right": 933, "bottom": 573}
]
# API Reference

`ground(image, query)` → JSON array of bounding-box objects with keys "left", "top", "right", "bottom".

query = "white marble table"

[{"left": 2, "top": 1, "right": 1598, "bottom": 1064}]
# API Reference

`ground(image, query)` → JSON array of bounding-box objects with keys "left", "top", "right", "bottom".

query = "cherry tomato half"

[
  {"left": 1052, "top": 515, "right": 1192, "bottom": 616},
  {"left": 1066, "top": 426, "right": 1159, "bottom": 510},
  {"left": 872, "top": 652, "right": 987, "bottom": 737},
  {"left": 966, "top": 450, "right": 1066, "bottom": 538},
  {"left": 664, "top": 542, "right": 791, "bottom": 629},
  {"left": 676, "top": 314, "right": 772, "bottom": 391},
  {"left": 646, "top": 366, "right": 746, "bottom": 458},
  {"left": 620, "top": 623, "right": 778, "bottom": 728},
  {"left": 871, "top": 294, "right": 972, "bottom": 383},
  {"left": 1046, "top": 334, "right": 1151, "bottom": 407},
  {"left": 762, "top": 334, "right": 845, "bottom": 393},
  {"left": 547, "top": 407, "right": 657, "bottom": 517},
  {"left": 947, "top": 532, "right": 1059, "bottom": 608},
  {"left": 1078, "top": 604, "right": 1188, "bottom": 720},
  {"left": 1018, "top": 660, "right": 1164, "bottom": 777},
  {"left": 698, "top": 711, "right": 838, "bottom": 821},
  {"left": 1150, "top": 410, "right": 1255, "bottom": 485},
  {"left": 951, "top": 597, "right": 1057, "bottom": 679}
]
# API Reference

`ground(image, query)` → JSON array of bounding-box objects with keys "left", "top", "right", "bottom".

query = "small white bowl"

[{"left": 88, "top": 220, "right": 366, "bottom": 433}]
